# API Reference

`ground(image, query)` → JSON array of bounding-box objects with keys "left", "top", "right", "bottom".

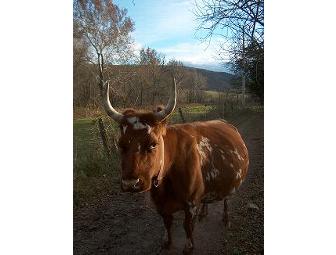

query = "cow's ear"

[
  {"left": 153, "top": 105, "right": 170, "bottom": 126},
  {"left": 153, "top": 105, "right": 164, "bottom": 113}
]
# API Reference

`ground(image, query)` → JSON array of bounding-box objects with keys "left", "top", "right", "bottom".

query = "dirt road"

[{"left": 74, "top": 112, "right": 264, "bottom": 254}]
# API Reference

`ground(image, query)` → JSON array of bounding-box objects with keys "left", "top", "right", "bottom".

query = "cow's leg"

[
  {"left": 183, "top": 202, "right": 198, "bottom": 254},
  {"left": 162, "top": 214, "right": 173, "bottom": 249},
  {"left": 198, "top": 202, "right": 208, "bottom": 222},
  {"left": 222, "top": 198, "right": 231, "bottom": 228}
]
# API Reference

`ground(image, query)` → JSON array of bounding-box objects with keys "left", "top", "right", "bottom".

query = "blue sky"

[{"left": 114, "top": 0, "right": 229, "bottom": 72}]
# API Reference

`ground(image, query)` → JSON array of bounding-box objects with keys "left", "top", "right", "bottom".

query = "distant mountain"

[
  {"left": 107, "top": 64, "right": 239, "bottom": 91},
  {"left": 185, "top": 66, "right": 238, "bottom": 90},
  {"left": 183, "top": 62, "right": 232, "bottom": 73}
]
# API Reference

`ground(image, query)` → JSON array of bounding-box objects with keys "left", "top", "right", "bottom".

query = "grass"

[
  {"left": 204, "top": 90, "right": 222, "bottom": 99},
  {"left": 73, "top": 117, "right": 120, "bottom": 208}
]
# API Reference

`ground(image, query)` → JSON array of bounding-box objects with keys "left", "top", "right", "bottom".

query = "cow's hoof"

[
  {"left": 183, "top": 246, "right": 193, "bottom": 254},
  {"left": 183, "top": 239, "right": 193, "bottom": 254},
  {"left": 162, "top": 240, "right": 171, "bottom": 250}
]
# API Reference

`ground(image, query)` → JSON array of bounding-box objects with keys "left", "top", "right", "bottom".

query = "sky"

[{"left": 114, "top": 0, "right": 230, "bottom": 72}]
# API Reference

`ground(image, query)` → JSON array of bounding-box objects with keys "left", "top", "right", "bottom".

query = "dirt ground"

[{"left": 74, "top": 112, "right": 264, "bottom": 254}]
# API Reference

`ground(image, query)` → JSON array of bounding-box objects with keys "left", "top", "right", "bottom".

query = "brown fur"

[{"left": 116, "top": 109, "right": 249, "bottom": 253}]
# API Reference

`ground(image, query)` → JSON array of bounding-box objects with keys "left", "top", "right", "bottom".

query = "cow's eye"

[{"left": 148, "top": 143, "right": 157, "bottom": 151}]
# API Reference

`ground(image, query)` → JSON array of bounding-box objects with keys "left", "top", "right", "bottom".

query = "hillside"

[
  {"left": 105, "top": 64, "right": 239, "bottom": 90},
  {"left": 185, "top": 66, "right": 238, "bottom": 90}
]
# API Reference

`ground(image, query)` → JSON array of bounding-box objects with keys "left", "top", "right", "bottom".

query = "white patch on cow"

[
  {"left": 187, "top": 201, "right": 198, "bottom": 216},
  {"left": 230, "top": 163, "right": 234, "bottom": 168},
  {"left": 205, "top": 168, "right": 220, "bottom": 182},
  {"left": 230, "top": 187, "right": 236, "bottom": 194},
  {"left": 122, "top": 125, "right": 127, "bottom": 134},
  {"left": 213, "top": 168, "right": 220, "bottom": 178},
  {"left": 137, "top": 143, "right": 141, "bottom": 152},
  {"left": 127, "top": 116, "right": 147, "bottom": 130},
  {"left": 197, "top": 137, "right": 213, "bottom": 166},
  {"left": 236, "top": 168, "right": 242, "bottom": 179},
  {"left": 133, "top": 121, "right": 147, "bottom": 130},
  {"left": 232, "top": 149, "right": 244, "bottom": 161},
  {"left": 127, "top": 116, "right": 138, "bottom": 124},
  {"left": 145, "top": 124, "right": 152, "bottom": 134}
]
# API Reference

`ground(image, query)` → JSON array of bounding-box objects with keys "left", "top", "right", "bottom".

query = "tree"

[
  {"left": 166, "top": 59, "right": 185, "bottom": 85},
  {"left": 195, "top": 0, "right": 264, "bottom": 103},
  {"left": 137, "top": 47, "right": 166, "bottom": 106},
  {"left": 181, "top": 69, "right": 207, "bottom": 103},
  {"left": 233, "top": 40, "right": 264, "bottom": 103},
  {"left": 73, "top": 20, "right": 97, "bottom": 107},
  {"left": 73, "top": 0, "right": 135, "bottom": 96}
]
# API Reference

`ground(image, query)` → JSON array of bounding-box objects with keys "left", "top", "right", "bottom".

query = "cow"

[{"left": 102, "top": 77, "right": 249, "bottom": 254}]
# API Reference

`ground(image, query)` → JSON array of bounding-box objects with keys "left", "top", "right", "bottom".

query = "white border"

[
  {"left": 266, "top": 0, "right": 336, "bottom": 254},
  {"left": 0, "top": 0, "right": 73, "bottom": 254},
  {"left": 0, "top": 0, "right": 336, "bottom": 254}
]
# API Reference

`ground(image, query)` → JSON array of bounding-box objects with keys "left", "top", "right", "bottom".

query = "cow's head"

[{"left": 103, "top": 77, "right": 177, "bottom": 192}]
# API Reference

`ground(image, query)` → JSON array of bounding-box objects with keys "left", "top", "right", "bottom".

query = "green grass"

[
  {"left": 204, "top": 90, "right": 222, "bottom": 99},
  {"left": 73, "top": 117, "right": 120, "bottom": 208},
  {"left": 169, "top": 104, "right": 216, "bottom": 123}
]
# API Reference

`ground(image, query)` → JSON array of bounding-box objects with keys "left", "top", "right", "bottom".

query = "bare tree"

[
  {"left": 182, "top": 69, "right": 207, "bottom": 103},
  {"left": 165, "top": 60, "right": 186, "bottom": 104},
  {"left": 73, "top": 0, "right": 135, "bottom": 96},
  {"left": 166, "top": 59, "right": 185, "bottom": 84},
  {"left": 195, "top": 0, "right": 264, "bottom": 45},
  {"left": 195, "top": 0, "right": 264, "bottom": 103},
  {"left": 73, "top": 20, "right": 98, "bottom": 107},
  {"left": 137, "top": 47, "right": 166, "bottom": 106}
]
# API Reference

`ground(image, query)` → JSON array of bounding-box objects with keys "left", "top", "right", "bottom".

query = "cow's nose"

[{"left": 121, "top": 178, "right": 140, "bottom": 191}]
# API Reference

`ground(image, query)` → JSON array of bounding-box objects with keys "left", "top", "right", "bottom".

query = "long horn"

[
  {"left": 154, "top": 76, "right": 177, "bottom": 121},
  {"left": 103, "top": 82, "right": 123, "bottom": 122}
]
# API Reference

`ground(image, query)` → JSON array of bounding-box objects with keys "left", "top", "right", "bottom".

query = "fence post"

[
  {"left": 97, "top": 117, "right": 111, "bottom": 159},
  {"left": 178, "top": 107, "right": 186, "bottom": 123}
]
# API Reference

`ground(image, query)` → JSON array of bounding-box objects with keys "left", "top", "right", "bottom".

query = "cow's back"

[{"left": 169, "top": 120, "right": 249, "bottom": 202}]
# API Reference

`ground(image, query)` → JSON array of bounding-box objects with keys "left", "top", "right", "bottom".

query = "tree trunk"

[{"left": 97, "top": 118, "right": 111, "bottom": 160}]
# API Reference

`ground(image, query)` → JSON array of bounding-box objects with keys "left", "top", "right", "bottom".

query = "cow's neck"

[{"left": 152, "top": 127, "right": 177, "bottom": 188}]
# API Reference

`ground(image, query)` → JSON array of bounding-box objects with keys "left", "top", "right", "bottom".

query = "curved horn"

[
  {"left": 103, "top": 82, "right": 123, "bottom": 122},
  {"left": 154, "top": 76, "right": 177, "bottom": 121}
]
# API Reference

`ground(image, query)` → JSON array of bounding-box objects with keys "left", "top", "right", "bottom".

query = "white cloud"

[
  {"left": 123, "top": 0, "right": 231, "bottom": 71},
  {"left": 157, "top": 41, "right": 229, "bottom": 65}
]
